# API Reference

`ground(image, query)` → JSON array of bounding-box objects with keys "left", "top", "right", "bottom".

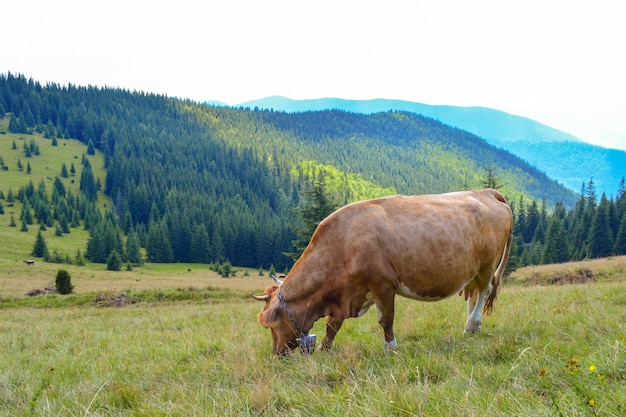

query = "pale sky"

[{"left": 4, "top": 0, "right": 625, "bottom": 150}]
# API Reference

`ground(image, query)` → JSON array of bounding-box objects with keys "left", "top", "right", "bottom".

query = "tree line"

[
  {"left": 508, "top": 178, "right": 626, "bottom": 268},
  {"left": 4, "top": 72, "right": 619, "bottom": 273}
]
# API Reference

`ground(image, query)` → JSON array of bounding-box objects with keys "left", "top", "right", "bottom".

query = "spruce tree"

[
  {"left": 107, "top": 250, "right": 122, "bottom": 271},
  {"left": 79, "top": 164, "right": 97, "bottom": 200},
  {"left": 286, "top": 174, "right": 338, "bottom": 262},
  {"left": 87, "top": 139, "right": 96, "bottom": 155},
  {"left": 190, "top": 224, "right": 211, "bottom": 264},
  {"left": 146, "top": 221, "right": 174, "bottom": 263},
  {"left": 586, "top": 193, "right": 613, "bottom": 258},
  {"left": 542, "top": 217, "right": 569, "bottom": 264},
  {"left": 55, "top": 269, "right": 74, "bottom": 295},
  {"left": 126, "top": 228, "right": 142, "bottom": 265},
  {"left": 32, "top": 231, "right": 48, "bottom": 257},
  {"left": 86, "top": 224, "right": 106, "bottom": 262},
  {"left": 613, "top": 213, "right": 626, "bottom": 255},
  {"left": 480, "top": 164, "right": 505, "bottom": 190}
]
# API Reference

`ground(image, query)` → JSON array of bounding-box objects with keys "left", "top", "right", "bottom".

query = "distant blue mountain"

[
  {"left": 235, "top": 96, "right": 625, "bottom": 196},
  {"left": 238, "top": 96, "right": 580, "bottom": 143}
]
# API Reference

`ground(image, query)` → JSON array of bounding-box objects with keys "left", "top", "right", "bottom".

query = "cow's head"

[{"left": 249, "top": 284, "right": 301, "bottom": 355}]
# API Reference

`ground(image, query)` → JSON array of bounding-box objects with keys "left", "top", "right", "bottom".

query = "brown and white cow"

[{"left": 250, "top": 189, "right": 513, "bottom": 355}]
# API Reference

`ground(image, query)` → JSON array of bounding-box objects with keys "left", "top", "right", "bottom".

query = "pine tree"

[
  {"left": 220, "top": 260, "right": 232, "bottom": 277},
  {"left": 542, "top": 217, "right": 569, "bottom": 264},
  {"left": 79, "top": 164, "right": 97, "bottom": 200},
  {"left": 87, "top": 139, "right": 96, "bottom": 155},
  {"left": 21, "top": 199, "right": 34, "bottom": 224},
  {"left": 286, "top": 174, "right": 338, "bottom": 262},
  {"left": 190, "top": 224, "right": 212, "bottom": 264},
  {"left": 32, "top": 231, "right": 48, "bottom": 257},
  {"left": 74, "top": 249, "right": 86, "bottom": 266},
  {"left": 146, "top": 221, "right": 174, "bottom": 263},
  {"left": 479, "top": 164, "right": 505, "bottom": 190},
  {"left": 126, "top": 228, "right": 142, "bottom": 265},
  {"left": 613, "top": 213, "right": 626, "bottom": 255},
  {"left": 55, "top": 269, "right": 74, "bottom": 295},
  {"left": 586, "top": 193, "right": 613, "bottom": 258},
  {"left": 107, "top": 250, "right": 122, "bottom": 271},
  {"left": 86, "top": 224, "right": 106, "bottom": 262},
  {"left": 8, "top": 114, "right": 20, "bottom": 133}
]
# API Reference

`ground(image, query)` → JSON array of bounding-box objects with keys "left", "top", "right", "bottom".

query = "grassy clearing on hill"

[
  {"left": 1, "top": 258, "right": 625, "bottom": 416},
  {"left": 0, "top": 259, "right": 266, "bottom": 299},
  {"left": 0, "top": 119, "right": 108, "bottom": 262}
]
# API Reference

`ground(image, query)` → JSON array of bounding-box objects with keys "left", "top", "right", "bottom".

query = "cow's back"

[{"left": 312, "top": 189, "right": 512, "bottom": 300}]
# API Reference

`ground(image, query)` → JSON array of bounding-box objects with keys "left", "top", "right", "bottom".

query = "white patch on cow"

[
  {"left": 396, "top": 282, "right": 445, "bottom": 301},
  {"left": 357, "top": 293, "right": 375, "bottom": 317}
]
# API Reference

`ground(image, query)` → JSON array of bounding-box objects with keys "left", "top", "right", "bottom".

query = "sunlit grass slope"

[{"left": 0, "top": 116, "right": 108, "bottom": 261}]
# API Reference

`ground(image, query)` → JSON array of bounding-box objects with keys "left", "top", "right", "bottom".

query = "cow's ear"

[{"left": 258, "top": 307, "right": 281, "bottom": 329}]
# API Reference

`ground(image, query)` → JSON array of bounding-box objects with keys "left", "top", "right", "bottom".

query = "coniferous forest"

[{"left": 1, "top": 73, "right": 625, "bottom": 272}]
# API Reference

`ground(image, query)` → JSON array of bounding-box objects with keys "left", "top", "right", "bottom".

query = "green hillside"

[
  {"left": 0, "top": 115, "right": 108, "bottom": 260},
  {"left": 2, "top": 73, "right": 624, "bottom": 273},
  {"left": 239, "top": 96, "right": 626, "bottom": 196}
]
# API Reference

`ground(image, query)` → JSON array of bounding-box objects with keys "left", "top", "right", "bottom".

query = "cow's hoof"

[
  {"left": 383, "top": 338, "right": 398, "bottom": 351},
  {"left": 463, "top": 322, "right": 482, "bottom": 334}
]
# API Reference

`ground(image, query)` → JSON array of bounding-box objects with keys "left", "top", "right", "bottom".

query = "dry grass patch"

[
  {"left": 0, "top": 259, "right": 269, "bottom": 297},
  {"left": 507, "top": 255, "right": 626, "bottom": 286}
]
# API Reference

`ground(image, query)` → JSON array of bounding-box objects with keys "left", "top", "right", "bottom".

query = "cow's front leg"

[
  {"left": 464, "top": 284, "right": 492, "bottom": 333},
  {"left": 372, "top": 289, "right": 397, "bottom": 350},
  {"left": 321, "top": 316, "right": 344, "bottom": 350}
]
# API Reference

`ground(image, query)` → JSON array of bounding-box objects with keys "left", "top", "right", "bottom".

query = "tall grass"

[{"left": 1, "top": 276, "right": 625, "bottom": 416}]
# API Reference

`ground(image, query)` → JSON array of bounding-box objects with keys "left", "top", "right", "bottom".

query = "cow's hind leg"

[
  {"left": 464, "top": 283, "right": 492, "bottom": 333},
  {"left": 321, "top": 317, "right": 344, "bottom": 350}
]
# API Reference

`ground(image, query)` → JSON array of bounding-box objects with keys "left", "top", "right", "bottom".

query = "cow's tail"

[{"left": 483, "top": 229, "right": 512, "bottom": 315}]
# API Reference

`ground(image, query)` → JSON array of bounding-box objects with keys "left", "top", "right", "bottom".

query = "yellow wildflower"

[{"left": 589, "top": 365, "right": 596, "bottom": 372}]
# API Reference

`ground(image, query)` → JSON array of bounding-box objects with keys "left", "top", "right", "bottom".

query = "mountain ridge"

[
  {"left": 237, "top": 96, "right": 582, "bottom": 144},
  {"left": 235, "top": 96, "right": 625, "bottom": 195}
]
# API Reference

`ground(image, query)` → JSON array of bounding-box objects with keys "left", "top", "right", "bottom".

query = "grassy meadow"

[
  {"left": 1, "top": 119, "right": 625, "bottom": 414},
  {"left": 1, "top": 256, "right": 625, "bottom": 416}
]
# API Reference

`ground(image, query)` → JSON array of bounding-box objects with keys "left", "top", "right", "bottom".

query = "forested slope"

[
  {"left": 240, "top": 96, "right": 626, "bottom": 196},
  {"left": 1, "top": 73, "right": 606, "bottom": 271}
]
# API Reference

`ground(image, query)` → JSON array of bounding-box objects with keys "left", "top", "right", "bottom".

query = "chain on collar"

[
  {"left": 277, "top": 286, "right": 305, "bottom": 336},
  {"left": 276, "top": 286, "right": 316, "bottom": 353}
]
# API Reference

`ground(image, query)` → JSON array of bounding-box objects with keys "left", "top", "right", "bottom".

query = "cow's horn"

[
  {"left": 249, "top": 292, "right": 270, "bottom": 301},
  {"left": 271, "top": 274, "right": 284, "bottom": 285}
]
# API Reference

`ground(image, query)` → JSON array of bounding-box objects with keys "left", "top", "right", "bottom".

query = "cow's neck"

[{"left": 279, "top": 257, "right": 330, "bottom": 334}]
